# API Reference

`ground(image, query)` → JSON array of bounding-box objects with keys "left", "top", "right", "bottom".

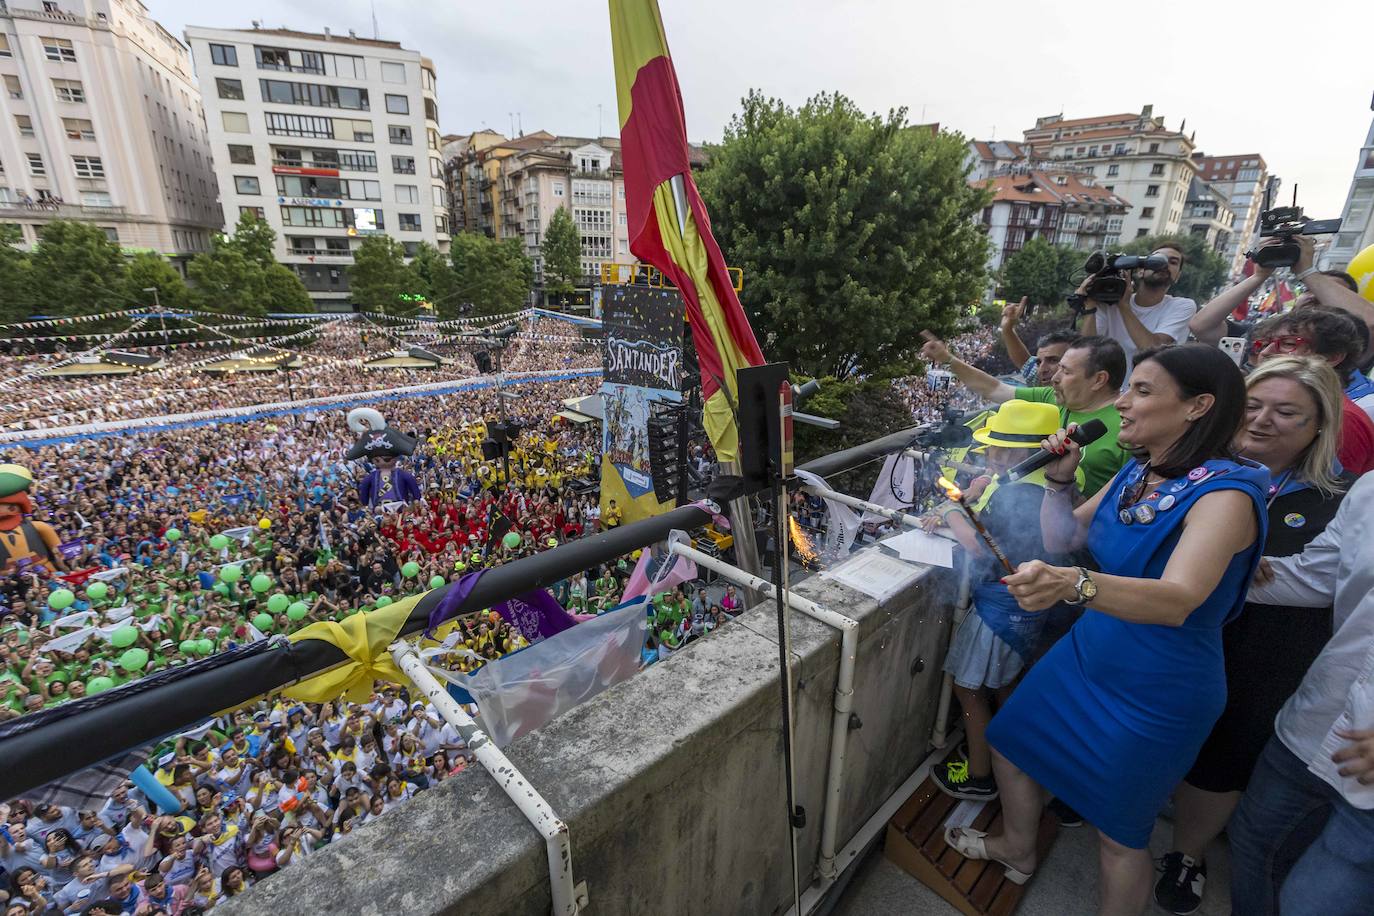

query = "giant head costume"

[
  {"left": 346, "top": 408, "right": 421, "bottom": 507},
  {"left": 0, "top": 464, "right": 64, "bottom": 572}
]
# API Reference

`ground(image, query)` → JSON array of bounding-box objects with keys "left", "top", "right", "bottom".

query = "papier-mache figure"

[
  {"left": 345, "top": 408, "right": 421, "bottom": 507},
  {"left": 0, "top": 464, "right": 66, "bottom": 573}
]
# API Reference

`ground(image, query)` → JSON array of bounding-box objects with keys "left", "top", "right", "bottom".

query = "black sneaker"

[
  {"left": 1047, "top": 797, "right": 1083, "bottom": 828},
  {"left": 932, "top": 759, "right": 998, "bottom": 801},
  {"left": 1154, "top": 851, "right": 1206, "bottom": 915}
]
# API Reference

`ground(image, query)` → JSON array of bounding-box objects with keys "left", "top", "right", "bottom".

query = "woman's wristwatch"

[{"left": 1066, "top": 566, "right": 1098, "bottom": 605}]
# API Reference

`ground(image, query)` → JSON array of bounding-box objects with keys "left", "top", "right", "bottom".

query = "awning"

[{"left": 555, "top": 410, "right": 596, "bottom": 424}]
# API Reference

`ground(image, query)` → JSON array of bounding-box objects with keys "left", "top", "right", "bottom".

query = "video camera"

[
  {"left": 908, "top": 407, "right": 974, "bottom": 449},
  {"left": 1078, "top": 251, "right": 1171, "bottom": 304},
  {"left": 1245, "top": 183, "right": 1342, "bottom": 270}
]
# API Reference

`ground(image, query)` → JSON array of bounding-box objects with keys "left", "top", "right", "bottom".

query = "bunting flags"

[{"left": 610, "top": 0, "right": 766, "bottom": 463}]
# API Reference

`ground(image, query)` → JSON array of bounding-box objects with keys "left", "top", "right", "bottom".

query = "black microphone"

[{"left": 1002, "top": 418, "right": 1108, "bottom": 483}]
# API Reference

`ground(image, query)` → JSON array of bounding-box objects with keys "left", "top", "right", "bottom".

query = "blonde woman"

[{"left": 1155, "top": 356, "right": 1350, "bottom": 915}]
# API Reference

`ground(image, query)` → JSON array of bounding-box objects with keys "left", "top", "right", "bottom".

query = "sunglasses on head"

[{"left": 1250, "top": 334, "right": 1309, "bottom": 354}]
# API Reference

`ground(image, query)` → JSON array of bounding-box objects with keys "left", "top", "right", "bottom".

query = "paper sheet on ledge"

[
  {"left": 819, "top": 550, "right": 929, "bottom": 604},
  {"left": 880, "top": 527, "right": 956, "bottom": 568}
]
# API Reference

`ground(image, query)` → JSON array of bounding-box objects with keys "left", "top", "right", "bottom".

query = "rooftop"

[{"left": 188, "top": 25, "right": 406, "bottom": 51}]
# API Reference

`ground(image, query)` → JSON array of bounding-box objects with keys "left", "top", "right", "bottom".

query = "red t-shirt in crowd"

[{"left": 1338, "top": 396, "right": 1374, "bottom": 475}]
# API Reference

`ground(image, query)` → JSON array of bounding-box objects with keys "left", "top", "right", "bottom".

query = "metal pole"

[
  {"left": 771, "top": 480, "right": 804, "bottom": 912},
  {"left": 798, "top": 483, "right": 926, "bottom": 531},
  {"left": 391, "top": 641, "right": 585, "bottom": 915},
  {"left": 931, "top": 552, "right": 973, "bottom": 749}
]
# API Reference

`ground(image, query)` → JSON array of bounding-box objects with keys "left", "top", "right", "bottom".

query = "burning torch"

[{"left": 937, "top": 476, "right": 1015, "bottom": 575}]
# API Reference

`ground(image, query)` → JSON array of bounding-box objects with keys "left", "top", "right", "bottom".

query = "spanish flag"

[{"left": 610, "top": 0, "right": 766, "bottom": 463}]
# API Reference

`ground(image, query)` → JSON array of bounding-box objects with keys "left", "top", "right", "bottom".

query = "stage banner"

[{"left": 599, "top": 286, "right": 683, "bottom": 525}]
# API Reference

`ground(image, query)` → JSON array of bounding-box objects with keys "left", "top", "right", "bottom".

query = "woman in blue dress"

[{"left": 945, "top": 344, "right": 1269, "bottom": 915}]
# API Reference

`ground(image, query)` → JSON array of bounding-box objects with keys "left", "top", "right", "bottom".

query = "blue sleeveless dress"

[{"left": 985, "top": 457, "right": 1269, "bottom": 848}]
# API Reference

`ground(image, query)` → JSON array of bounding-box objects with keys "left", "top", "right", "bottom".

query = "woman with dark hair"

[{"left": 946, "top": 344, "right": 1270, "bottom": 916}]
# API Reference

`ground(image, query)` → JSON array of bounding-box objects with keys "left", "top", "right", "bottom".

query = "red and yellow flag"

[{"left": 609, "top": 0, "right": 766, "bottom": 463}]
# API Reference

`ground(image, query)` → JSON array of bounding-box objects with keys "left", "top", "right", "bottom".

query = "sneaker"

[
  {"left": 932, "top": 759, "right": 999, "bottom": 801},
  {"left": 1047, "top": 797, "right": 1083, "bottom": 828},
  {"left": 1154, "top": 851, "right": 1206, "bottom": 915}
]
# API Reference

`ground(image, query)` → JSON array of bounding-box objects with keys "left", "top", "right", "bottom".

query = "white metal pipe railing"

[
  {"left": 799, "top": 483, "right": 925, "bottom": 531},
  {"left": 668, "top": 537, "right": 858, "bottom": 885},
  {"left": 390, "top": 641, "right": 586, "bottom": 915}
]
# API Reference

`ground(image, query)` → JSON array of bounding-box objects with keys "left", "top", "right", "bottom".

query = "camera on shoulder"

[
  {"left": 1245, "top": 182, "right": 1341, "bottom": 270},
  {"left": 1080, "top": 251, "right": 1170, "bottom": 304}
]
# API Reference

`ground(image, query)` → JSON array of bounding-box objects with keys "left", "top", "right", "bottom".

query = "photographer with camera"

[
  {"left": 919, "top": 331, "right": 1129, "bottom": 496},
  {"left": 1080, "top": 244, "right": 1196, "bottom": 375},
  {"left": 999, "top": 298, "right": 1079, "bottom": 386}
]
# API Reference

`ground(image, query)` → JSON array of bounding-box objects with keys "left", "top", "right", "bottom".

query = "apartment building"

[
  {"left": 1182, "top": 176, "right": 1235, "bottom": 254},
  {"left": 185, "top": 24, "right": 449, "bottom": 308},
  {"left": 0, "top": 0, "right": 220, "bottom": 264},
  {"left": 1193, "top": 153, "right": 1271, "bottom": 276},
  {"left": 1324, "top": 111, "right": 1374, "bottom": 274},
  {"left": 1023, "top": 106, "right": 1197, "bottom": 242}
]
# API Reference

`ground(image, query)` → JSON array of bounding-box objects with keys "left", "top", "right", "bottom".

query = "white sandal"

[{"left": 943, "top": 826, "right": 1035, "bottom": 885}]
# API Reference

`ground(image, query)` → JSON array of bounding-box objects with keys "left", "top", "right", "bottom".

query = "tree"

[
  {"left": 792, "top": 374, "right": 916, "bottom": 496},
  {"left": 0, "top": 224, "right": 34, "bottom": 323},
  {"left": 348, "top": 236, "right": 412, "bottom": 312},
  {"left": 697, "top": 90, "right": 990, "bottom": 380},
  {"left": 1122, "top": 233, "right": 1229, "bottom": 303},
  {"left": 448, "top": 233, "right": 534, "bottom": 317},
  {"left": 998, "top": 237, "right": 1081, "bottom": 309},
  {"left": 408, "top": 241, "right": 459, "bottom": 314},
  {"left": 187, "top": 244, "right": 268, "bottom": 316},
  {"left": 227, "top": 211, "right": 277, "bottom": 267},
  {"left": 27, "top": 220, "right": 128, "bottom": 317},
  {"left": 540, "top": 206, "right": 582, "bottom": 294},
  {"left": 121, "top": 252, "right": 190, "bottom": 310},
  {"left": 261, "top": 263, "right": 315, "bottom": 313}
]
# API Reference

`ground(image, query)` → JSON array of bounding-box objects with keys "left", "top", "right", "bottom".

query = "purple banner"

[
  {"left": 58, "top": 539, "right": 86, "bottom": 560},
  {"left": 493, "top": 589, "right": 578, "bottom": 642}
]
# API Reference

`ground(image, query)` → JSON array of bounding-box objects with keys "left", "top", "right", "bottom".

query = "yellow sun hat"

[{"left": 971, "top": 400, "right": 1061, "bottom": 450}]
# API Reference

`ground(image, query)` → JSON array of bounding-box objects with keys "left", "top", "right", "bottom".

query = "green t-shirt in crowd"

[{"left": 1014, "top": 387, "right": 1130, "bottom": 497}]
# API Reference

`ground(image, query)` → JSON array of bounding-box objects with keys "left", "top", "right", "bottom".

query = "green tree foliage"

[
  {"left": 698, "top": 90, "right": 990, "bottom": 380},
  {"left": 540, "top": 206, "right": 583, "bottom": 295},
  {"left": 27, "top": 220, "right": 127, "bottom": 317},
  {"left": 1122, "top": 233, "right": 1229, "bottom": 303},
  {"left": 792, "top": 375, "right": 916, "bottom": 494},
  {"left": 186, "top": 214, "right": 312, "bottom": 315},
  {"left": 261, "top": 262, "right": 315, "bottom": 312},
  {"left": 998, "top": 237, "right": 1082, "bottom": 309},
  {"left": 121, "top": 252, "right": 190, "bottom": 310},
  {"left": 407, "top": 241, "right": 459, "bottom": 313},
  {"left": 228, "top": 211, "right": 278, "bottom": 267},
  {"left": 0, "top": 224, "right": 34, "bottom": 323},
  {"left": 347, "top": 236, "right": 412, "bottom": 312},
  {"left": 448, "top": 233, "right": 534, "bottom": 317}
]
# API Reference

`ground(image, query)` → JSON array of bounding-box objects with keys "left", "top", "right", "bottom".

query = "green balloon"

[
  {"left": 250, "top": 574, "right": 272, "bottom": 593},
  {"left": 502, "top": 531, "right": 522, "bottom": 549},
  {"left": 429, "top": 575, "right": 446, "bottom": 589},
  {"left": 213, "top": 582, "right": 230, "bottom": 596},
  {"left": 86, "top": 581, "right": 109, "bottom": 601},
  {"left": 111, "top": 626, "right": 139, "bottom": 648},
  {"left": 87, "top": 676, "right": 115, "bottom": 694},
  {"left": 266, "top": 594, "right": 289, "bottom": 613},
  {"left": 118, "top": 648, "right": 149, "bottom": 671},
  {"left": 287, "top": 602, "right": 308, "bottom": 621},
  {"left": 219, "top": 565, "right": 242, "bottom": 583},
  {"left": 209, "top": 534, "right": 230, "bottom": 550},
  {"left": 48, "top": 588, "right": 75, "bottom": 611},
  {"left": 196, "top": 639, "right": 214, "bottom": 656},
  {"left": 401, "top": 561, "right": 420, "bottom": 578},
  {"left": 253, "top": 613, "right": 274, "bottom": 631},
  {"left": 179, "top": 639, "right": 197, "bottom": 654},
  {"left": 164, "top": 528, "right": 182, "bottom": 542},
  {"left": 375, "top": 595, "right": 393, "bottom": 608}
]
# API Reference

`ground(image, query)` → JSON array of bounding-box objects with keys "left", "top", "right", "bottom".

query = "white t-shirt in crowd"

[{"left": 1096, "top": 292, "right": 1197, "bottom": 383}]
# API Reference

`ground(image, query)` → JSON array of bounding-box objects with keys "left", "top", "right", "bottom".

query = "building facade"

[
  {"left": 1192, "top": 153, "right": 1271, "bottom": 277},
  {"left": 185, "top": 25, "right": 449, "bottom": 308},
  {"left": 1183, "top": 176, "right": 1236, "bottom": 255},
  {"left": 1023, "top": 106, "right": 1197, "bottom": 243},
  {"left": 0, "top": 0, "right": 220, "bottom": 264},
  {"left": 1324, "top": 112, "right": 1374, "bottom": 274}
]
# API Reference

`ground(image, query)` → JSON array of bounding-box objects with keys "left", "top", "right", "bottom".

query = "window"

[
  {"left": 265, "top": 112, "right": 333, "bottom": 139},
  {"left": 435, "top": 214, "right": 449, "bottom": 234},
  {"left": 325, "top": 237, "right": 350, "bottom": 254},
  {"left": 618, "top": 211, "right": 627, "bottom": 226},
  {"left": 234, "top": 176, "right": 261, "bottom": 195},
  {"left": 280, "top": 205, "right": 348, "bottom": 228},
  {"left": 398, "top": 213, "right": 421, "bottom": 231},
  {"left": 432, "top": 185, "right": 445, "bottom": 207},
  {"left": 380, "top": 62, "right": 406, "bottom": 84},
  {"left": 1083, "top": 166, "right": 1095, "bottom": 176},
  {"left": 63, "top": 117, "right": 95, "bottom": 140},
  {"left": 72, "top": 156, "right": 105, "bottom": 178},
  {"left": 27, "top": 154, "right": 45, "bottom": 177},
  {"left": 385, "top": 94, "right": 409, "bottom": 114},
  {"left": 335, "top": 118, "right": 372, "bottom": 142},
  {"left": 1141, "top": 207, "right": 1155, "bottom": 218},
  {"left": 392, "top": 156, "right": 416, "bottom": 174},
  {"left": 427, "top": 128, "right": 440, "bottom": 150},
  {"left": 4, "top": 76, "right": 20, "bottom": 100},
  {"left": 395, "top": 184, "right": 419, "bottom": 204},
  {"left": 99, "top": 227, "right": 119, "bottom": 243},
  {"left": 1150, "top": 163, "right": 1165, "bottom": 176},
  {"left": 216, "top": 78, "right": 244, "bottom": 100},
  {"left": 210, "top": 44, "right": 238, "bottom": 66},
  {"left": 239, "top": 205, "right": 265, "bottom": 220},
  {"left": 80, "top": 190, "right": 112, "bottom": 207},
  {"left": 1104, "top": 185, "right": 1114, "bottom": 193},
  {"left": 1136, "top": 228, "right": 1148, "bottom": 238},
  {"left": 222, "top": 111, "right": 250, "bottom": 133},
  {"left": 15, "top": 115, "right": 34, "bottom": 138},
  {"left": 259, "top": 79, "right": 368, "bottom": 111},
  {"left": 402, "top": 241, "right": 420, "bottom": 257},
  {"left": 1238, "top": 168, "right": 1260, "bottom": 181},
  {"left": 43, "top": 37, "right": 76, "bottom": 62},
  {"left": 425, "top": 99, "right": 439, "bottom": 124},
  {"left": 1106, "top": 164, "right": 1119, "bottom": 177},
  {"left": 53, "top": 79, "right": 85, "bottom": 102},
  {"left": 1145, "top": 184, "right": 1160, "bottom": 198},
  {"left": 553, "top": 184, "right": 564, "bottom": 197},
  {"left": 0, "top": 35, "right": 11, "bottom": 59},
  {"left": 336, "top": 150, "right": 378, "bottom": 172},
  {"left": 429, "top": 157, "right": 442, "bottom": 178},
  {"left": 618, "top": 239, "right": 628, "bottom": 255},
  {"left": 228, "top": 144, "right": 255, "bottom": 164},
  {"left": 1148, "top": 143, "right": 1159, "bottom": 153},
  {"left": 389, "top": 125, "right": 412, "bottom": 145}
]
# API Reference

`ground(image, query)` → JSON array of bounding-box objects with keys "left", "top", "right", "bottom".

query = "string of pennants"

[{"left": 0, "top": 309, "right": 335, "bottom": 332}]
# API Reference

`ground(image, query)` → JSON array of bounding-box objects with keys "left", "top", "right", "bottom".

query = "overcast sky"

[{"left": 155, "top": 0, "right": 1373, "bottom": 217}]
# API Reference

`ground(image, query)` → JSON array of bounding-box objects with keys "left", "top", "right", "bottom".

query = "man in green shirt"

[{"left": 920, "top": 332, "right": 1130, "bottom": 496}]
